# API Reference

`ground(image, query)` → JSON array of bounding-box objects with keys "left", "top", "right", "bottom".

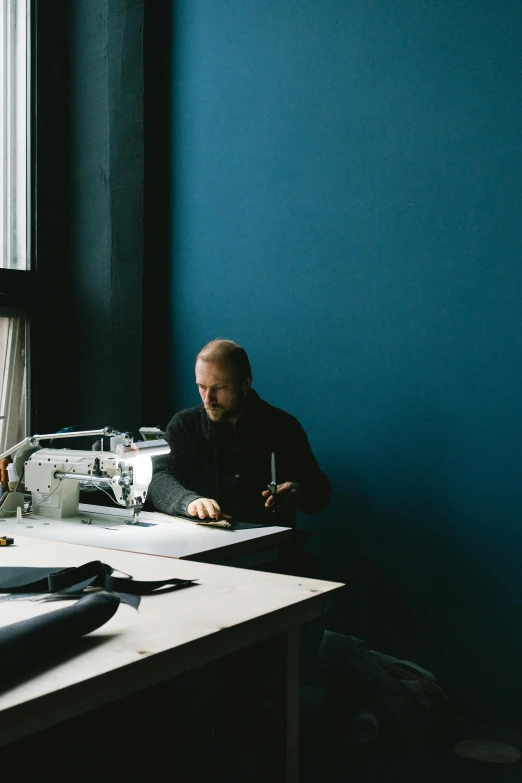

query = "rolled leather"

[{"left": 0, "top": 592, "right": 120, "bottom": 682}]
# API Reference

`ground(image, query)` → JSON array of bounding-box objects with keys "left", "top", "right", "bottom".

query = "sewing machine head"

[{"left": 20, "top": 433, "right": 169, "bottom": 522}]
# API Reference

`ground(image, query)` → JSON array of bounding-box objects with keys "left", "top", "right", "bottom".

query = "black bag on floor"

[{"left": 319, "top": 630, "right": 459, "bottom": 745}]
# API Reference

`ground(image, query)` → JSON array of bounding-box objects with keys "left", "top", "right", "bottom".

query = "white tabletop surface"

[{"left": 0, "top": 502, "right": 294, "bottom": 562}]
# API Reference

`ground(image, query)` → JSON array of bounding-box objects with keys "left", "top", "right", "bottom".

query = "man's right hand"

[{"left": 187, "top": 498, "right": 232, "bottom": 521}]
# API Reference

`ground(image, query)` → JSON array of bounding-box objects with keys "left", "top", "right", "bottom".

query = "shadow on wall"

[
  {"left": 297, "top": 392, "right": 522, "bottom": 724},
  {"left": 305, "top": 453, "right": 522, "bottom": 725},
  {"left": 299, "top": 471, "right": 419, "bottom": 685},
  {"left": 307, "top": 402, "right": 459, "bottom": 658},
  {"left": 306, "top": 472, "right": 422, "bottom": 653}
]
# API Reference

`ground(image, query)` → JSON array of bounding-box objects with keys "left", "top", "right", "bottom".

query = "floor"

[
  {"left": 10, "top": 675, "right": 521, "bottom": 782},
  {"left": 299, "top": 686, "right": 522, "bottom": 783}
]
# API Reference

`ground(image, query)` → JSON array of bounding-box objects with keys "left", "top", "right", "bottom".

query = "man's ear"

[{"left": 242, "top": 375, "right": 252, "bottom": 395}]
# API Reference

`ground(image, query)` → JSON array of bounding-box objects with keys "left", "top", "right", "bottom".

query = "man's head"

[{"left": 195, "top": 339, "right": 252, "bottom": 423}]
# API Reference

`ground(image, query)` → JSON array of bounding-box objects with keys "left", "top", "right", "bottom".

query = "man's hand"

[
  {"left": 262, "top": 482, "right": 300, "bottom": 510},
  {"left": 187, "top": 497, "right": 232, "bottom": 521}
]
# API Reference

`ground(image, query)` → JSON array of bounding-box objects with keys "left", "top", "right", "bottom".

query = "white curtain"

[{"left": 0, "top": 314, "right": 27, "bottom": 452}]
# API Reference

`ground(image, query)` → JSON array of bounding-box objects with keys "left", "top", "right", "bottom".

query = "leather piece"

[{"left": 0, "top": 592, "right": 120, "bottom": 681}]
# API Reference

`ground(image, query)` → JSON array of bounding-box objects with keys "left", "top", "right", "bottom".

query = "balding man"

[{"left": 148, "top": 339, "right": 331, "bottom": 530}]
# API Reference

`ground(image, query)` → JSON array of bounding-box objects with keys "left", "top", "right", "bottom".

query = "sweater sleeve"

[{"left": 146, "top": 413, "right": 202, "bottom": 517}]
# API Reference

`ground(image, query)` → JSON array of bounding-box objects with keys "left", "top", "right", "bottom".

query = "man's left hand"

[{"left": 262, "top": 482, "right": 300, "bottom": 509}]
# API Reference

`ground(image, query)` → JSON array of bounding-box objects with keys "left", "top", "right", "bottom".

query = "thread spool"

[
  {"left": 0, "top": 457, "right": 12, "bottom": 493},
  {"left": 7, "top": 463, "right": 19, "bottom": 491}
]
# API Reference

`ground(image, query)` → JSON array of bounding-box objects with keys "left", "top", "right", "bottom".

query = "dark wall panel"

[{"left": 35, "top": 0, "right": 144, "bottom": 437}]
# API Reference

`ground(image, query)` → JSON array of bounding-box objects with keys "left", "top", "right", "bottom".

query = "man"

[{"left": 147, "top": 338, "right": 331, "bottom": 528}]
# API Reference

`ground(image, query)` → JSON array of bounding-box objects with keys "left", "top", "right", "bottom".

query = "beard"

[
  {"left": 205, "top": 403, "right": 241, "bottom": 422},
  {"left": 205, "top": 407, "right": 224, "bottom": 421}
]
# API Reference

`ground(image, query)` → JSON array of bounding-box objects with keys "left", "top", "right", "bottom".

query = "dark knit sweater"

[{"left": 147, "top": 389, "right": 331, "bottom": 527}]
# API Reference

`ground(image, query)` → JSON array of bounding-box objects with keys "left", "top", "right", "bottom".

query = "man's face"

[{"left": 195, "top": 359, "right": 250, "bottom": 422}]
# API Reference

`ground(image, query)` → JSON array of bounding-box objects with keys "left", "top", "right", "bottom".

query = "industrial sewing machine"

[{"left": 0, "top": 426, "right": 169, "bottom": 524}]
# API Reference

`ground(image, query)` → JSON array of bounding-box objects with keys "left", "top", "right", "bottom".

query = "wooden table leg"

[{"left": 286, "top": 626, "right": 300, "bottom": 783}]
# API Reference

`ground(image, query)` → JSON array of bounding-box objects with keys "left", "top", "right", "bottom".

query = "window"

[
  {"left": 0, "top": 0, "right": 30, "bottom": 453},
  {"left": 1, "top": 0, "right": 30, "bottom": 271}
]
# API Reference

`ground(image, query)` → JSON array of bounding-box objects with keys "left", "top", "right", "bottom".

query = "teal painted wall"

[{"left": 169, "top": 1, "right": 522, "bottom": 724}]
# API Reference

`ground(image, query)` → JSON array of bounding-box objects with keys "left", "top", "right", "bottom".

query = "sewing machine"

[{"left": 1, "top": 427, "right": 169, "bottom": 524}]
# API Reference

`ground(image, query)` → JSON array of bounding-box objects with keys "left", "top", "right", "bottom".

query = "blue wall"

[{"left": 169, "top": 1, "right": 522, "bottom": 724}]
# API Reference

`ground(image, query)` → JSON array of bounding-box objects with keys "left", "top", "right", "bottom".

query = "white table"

[
  {"left": 0, "top": 536, "right": 343, "bottom": 782},
  {"left": 0, "top": 502, "right": 296, "bottom": 567}
]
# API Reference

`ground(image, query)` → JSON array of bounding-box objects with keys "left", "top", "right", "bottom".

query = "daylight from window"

[
  {"left": 0, "top": 0, "right": 29, "bottom": 453},
  {"left": 0, "top": 0, "right": 30, "bottom": 271}
]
